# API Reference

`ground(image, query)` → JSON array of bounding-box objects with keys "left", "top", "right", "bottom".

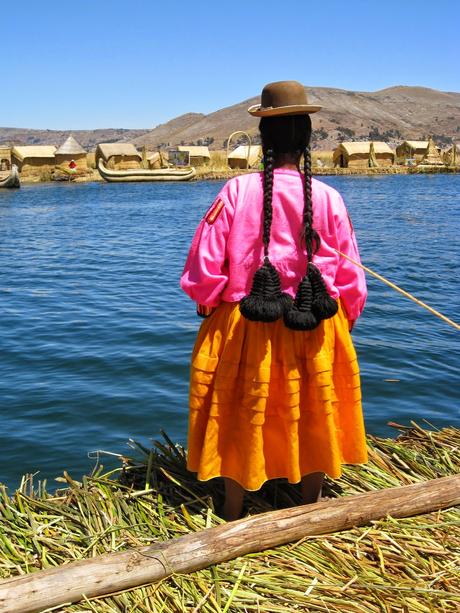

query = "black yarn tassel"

[
  {"left": 283, "top": 274, "right": 319, "bottom": 331},
  {"left": 308, "top": 263, "right": 339, "bottom": 320},
  {"left": 240, "top": 257, "right": 292, "bottom": 322}
]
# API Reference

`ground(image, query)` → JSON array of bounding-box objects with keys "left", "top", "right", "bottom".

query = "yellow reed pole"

[{"left": 335, "top": 250, "right": 460, "bottom": 332}]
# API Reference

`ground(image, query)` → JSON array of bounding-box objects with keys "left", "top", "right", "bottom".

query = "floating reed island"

[
  {"left": 1, "top": 134, "right": 459, "bottom": 185},
  {"left": 0, "top": 423, "right": 459, "bottom": 612}
]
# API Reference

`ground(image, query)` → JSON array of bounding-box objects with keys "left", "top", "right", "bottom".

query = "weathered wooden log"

[{"left": 1, "top": 475, "right": 459, "bottom": 613}]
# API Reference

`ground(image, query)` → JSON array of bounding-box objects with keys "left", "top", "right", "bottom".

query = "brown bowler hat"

[{"left": 248, "top": 80, "right": 321, "bottom": 116}]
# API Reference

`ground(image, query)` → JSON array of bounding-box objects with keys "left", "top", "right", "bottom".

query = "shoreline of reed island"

[
  {"left": 17, "top": 162, "right": 460, "bottom": 185},
  {"left": 12, "top": 148, "right": 460, "bottom": 185},
  {"left": 0, "top": 423, "right": 459, "bottom": 611}
]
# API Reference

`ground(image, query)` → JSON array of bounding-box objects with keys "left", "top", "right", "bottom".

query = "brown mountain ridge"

[{"left": 1, "top": 86, "right": 459, "bottom": 151}]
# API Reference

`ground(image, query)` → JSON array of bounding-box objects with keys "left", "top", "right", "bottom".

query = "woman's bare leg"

[
  {"left": 223, "top": 478, "right": 245, "bottom": 521},
  {"left": 301, "top": 472, "right": 325, "bottom": 504}
]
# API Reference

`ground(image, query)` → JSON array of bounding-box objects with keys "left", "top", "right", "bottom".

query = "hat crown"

[
  {"left": 248, "top": 80, "right": 320, "bottom": 116},
  {"left": 261, "top": 81, "right": 308, "bottom": 110}
]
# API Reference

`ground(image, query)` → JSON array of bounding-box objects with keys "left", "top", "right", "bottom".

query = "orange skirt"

[{"left": 187, "top": 301, "right": 367, "bottom": 491}]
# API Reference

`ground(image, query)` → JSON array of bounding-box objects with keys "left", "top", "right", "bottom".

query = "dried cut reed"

[{"left": 0, "top": 422, "right": 459, "bottom": 612}]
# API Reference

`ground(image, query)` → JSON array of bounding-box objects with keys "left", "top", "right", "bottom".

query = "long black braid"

[
  {"left": 303, "top": 140, "right": 338, "bottom": 323},
  {"left": 239, "top": 142, "right": 292, "bottom": 322},
  {"left": 262, "top": 148, "right": 275, "bottom": 257},
  {"left": 302, "top": 143, "right": 320, "bottom": 261},
  {"left": 283, "top": 131, "right": 338, "bottom": 330}
]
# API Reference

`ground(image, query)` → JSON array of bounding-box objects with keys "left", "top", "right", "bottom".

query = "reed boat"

[
  {"left": 0, "top": 164, "right": 20, "bottom": 188},
  {"left": 97, "top": 159, "right": 196, "bottom": 182}
]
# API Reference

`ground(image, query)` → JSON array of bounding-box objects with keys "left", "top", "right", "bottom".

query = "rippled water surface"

[{"left": 1, "top": 175, "right": 459, "bottom": 489}]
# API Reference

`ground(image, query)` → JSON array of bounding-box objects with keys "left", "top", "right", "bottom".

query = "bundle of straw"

[{"left": 0, "top": 423, "right": 459, "bottom": 612}]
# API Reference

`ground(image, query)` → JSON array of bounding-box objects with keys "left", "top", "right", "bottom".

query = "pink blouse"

[{"left": 181, "top": 169, "right": 367, "bottom": 321}]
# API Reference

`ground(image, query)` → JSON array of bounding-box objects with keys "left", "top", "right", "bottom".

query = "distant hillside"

[
  {"left": 1, "top": 86, "right": 459, "bottom": 151},
  {"left": 132, "top": 86, "right": 460, "bottom": 151},
  {"left": 0, "top": 127, "right": 149, "bottom": 150}
]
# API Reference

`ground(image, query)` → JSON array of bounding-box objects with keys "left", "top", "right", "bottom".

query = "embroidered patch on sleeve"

[{"left": 205, "top": 198, "right": 224, "bottom": 225}]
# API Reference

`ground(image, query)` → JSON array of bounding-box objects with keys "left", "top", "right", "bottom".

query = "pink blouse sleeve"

[
  {"left": 180, "top": 187, "right": 234, "bottom": 307},
  {"left": 334, "top": 209, "right": 367, "bottom": 321}
]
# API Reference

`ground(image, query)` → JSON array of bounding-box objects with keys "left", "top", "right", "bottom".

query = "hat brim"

[{"left": 248, "top": 103, "right": 322, "bottom": 117}]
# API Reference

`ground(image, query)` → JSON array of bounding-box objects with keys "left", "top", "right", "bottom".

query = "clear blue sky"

[{"left": 4, "top": 0, "right": 459, "bottom": 130}]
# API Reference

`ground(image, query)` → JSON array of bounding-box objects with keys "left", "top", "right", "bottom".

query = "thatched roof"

[
  {"left": 228, "top": 145, "right": 262, "bottom": 160},
  {"left": 55, "top": 135, "right": 86, "bottom": 155},
  {"left": 401, "top": 140, "right": 428, "bottom": 150},
  {"left": 336, "top": 141, "right": 394, "bottom": 156},
  {"left": 12, "top": 145, "right": 56, "bottom": 161},
  {"left": 177, "top": 146, "right": 210, "bottom": 159},
  {"left": 96, "top": 143, "right": 141, "bottom": 161}
]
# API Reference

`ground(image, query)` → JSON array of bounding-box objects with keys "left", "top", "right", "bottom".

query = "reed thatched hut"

[
  {"left": 95, "top": 143, "right": 142, "bottom": 170},
  {"left": 147, "top": 151, "right": 169, "bottom": 169},
  {"left": 227, "top": 145, "right": 262, "bottom": 169},
  {"left": 333, "top": 142, "right": 394, "bottom": 168},
  {"left": 177, "top": 146, "right": 210, "bottom": 166},
  {"left": 395, "top": 140, "right": 429, "bottom": 164},
  {"left": 0, "top": 147, "right": 12, "bottom": 171},
  {"left": 11, "top": 145, "right": 57, "bottom": 176},
  {"left": 54, "top": 136, "right": 87, "bottom": 170}
]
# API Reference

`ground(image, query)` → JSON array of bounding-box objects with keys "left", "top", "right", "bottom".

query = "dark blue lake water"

[{"left": 1, "top": 175, "right": 459, "bottom": 490}]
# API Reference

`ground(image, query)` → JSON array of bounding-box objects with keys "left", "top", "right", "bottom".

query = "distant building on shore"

[
  {"left": 395, "top": 140, "right": 429, "bottom": 164},
  {"left": 177, "top": 146, "right": 210, "bottom": 166},
  {"left": 55, "top": 136, "right": 88, "bottom": 170},
  {"left": 333, "top": 142, "right": 395, "bottom": 168},
  {"left": 227, "top": 145, "right": 262, "bottom": 169},
  {"left": 0, "top": 147, "right": 12, "bottom": 171},
  {"left": 95, "top": 143, "right": 142, "bottom": 170},
  {"left": 11, "top": 145, "right": 57, "bottom": 176},
  {"left": 147, "top": 151, "right": 169, "bottom": 169}
]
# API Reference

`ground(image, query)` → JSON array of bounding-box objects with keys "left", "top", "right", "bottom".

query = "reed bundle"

[{"left": 0, "top": 423, "right": 459, "bottom": 612}]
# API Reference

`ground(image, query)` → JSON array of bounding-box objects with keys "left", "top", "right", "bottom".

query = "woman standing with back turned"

[{"left": 181, "top": 81, "right": 368, "bottom": 521}]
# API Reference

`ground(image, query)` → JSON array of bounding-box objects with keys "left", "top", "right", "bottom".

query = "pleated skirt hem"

[
  {"left": 187, "top": 300, "right": 367, "bottom": 491},
  {"left": 186, "top": 461, "right": 369, "bottom": 492}
]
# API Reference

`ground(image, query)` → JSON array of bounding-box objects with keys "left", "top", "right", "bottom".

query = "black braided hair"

[
  {"left": 284, "top": 134, "right": 338, "bottom": 329},
  {"left": 240, "top": 147, "right": 292, "bottom": 322},
  {"left": 282, "top": 273, "right": 318, "bottom": 331},
  {"left": 304, "top": 139, "right": 338, "bottom": 319},
  {"left": 302, "top": 142, "right": 320, "bottom": 262},
  {"left": 239, "top": 113, "right": 337, "bottom": 327},
  {"left": 262, "top": 147, "right": 275, "bottom": 257},
  {"left": 309, "top": 262, "right": 339, "bottom": 320}
]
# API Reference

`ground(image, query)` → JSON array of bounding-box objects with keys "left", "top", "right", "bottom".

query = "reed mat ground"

[{"left": 0, "top": 423, "right": 459, "bottom": 612}]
